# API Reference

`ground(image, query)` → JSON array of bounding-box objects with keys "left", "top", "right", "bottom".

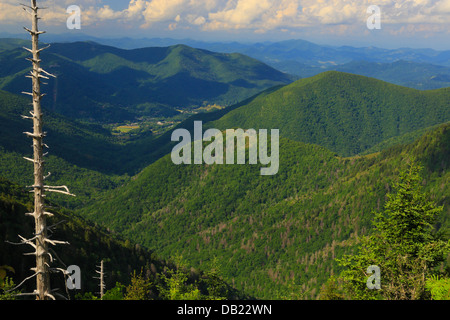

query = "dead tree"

[
  {"left": 94, "top": 260, "right": 106, "bottom": 299},
  {"left": 10, "top": 0, "right": 75, "bottom": 300}
]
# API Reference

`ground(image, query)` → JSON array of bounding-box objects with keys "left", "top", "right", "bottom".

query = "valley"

[
  {"left": 0, "top": 40, "right": 295, "bottom": 123},
  {"left": 0, "top": 37, "right": 449, "bottom": 301}
]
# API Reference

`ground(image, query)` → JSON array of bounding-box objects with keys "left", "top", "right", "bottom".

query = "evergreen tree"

[
  {"left": 201, "top": 257, "right": 228, "bottom": 300},
  {"left": 335, "top": 160, "right": 450, "bottom": 299},
  {"left": 158, "top": 266, "right": 202, "bottom": 300},
  {"left": 124, "top": 270, "right": 152, "bottom": 300}
]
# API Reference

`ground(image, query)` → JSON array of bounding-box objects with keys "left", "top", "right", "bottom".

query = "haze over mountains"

[
  {"left": 2, "top": 35, "right": 450, "bottom": 93},
  {"left": 28, "top": 34, "right": 450, "bottom": 67},
  {"left": 4, "top": 34, "right": 449, "bottom": 89},
  {"left": 0, "top": 36, "right": 449, "bottom": 300}
]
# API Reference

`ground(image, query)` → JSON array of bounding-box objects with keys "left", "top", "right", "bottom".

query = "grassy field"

[{"left": 115, "top": 125, "right": 140, "bottom": 133}]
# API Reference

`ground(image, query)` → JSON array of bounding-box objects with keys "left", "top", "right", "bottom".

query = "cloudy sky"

[{"left": 1, "top": 0, "right": 449, "bottom": 49}]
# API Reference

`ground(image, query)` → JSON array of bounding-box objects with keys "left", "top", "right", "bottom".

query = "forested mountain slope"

[
  {"left": 1, "top": 69, "right": 449, "bottom": 207},
  {"left": 0, "top": 177, "right": 166, "bottom": 296},
  {"left": 208, "top": 71, "right": 450, "bottom": 156},
  {"left": 0, "top": 176, "right": 244, "bottom": 300},
  {"left": 78, "top": 122, "right": 449, "bottom": 299},
  {"left": 0, "top": 40, "right": 294, "bottom": 122}
]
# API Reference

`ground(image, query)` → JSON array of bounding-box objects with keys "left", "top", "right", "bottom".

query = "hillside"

[
  {"left": 0, "top": 176, "right": 245, "bottom": 300},
  {"left": 0, "top": 89, "right": 131, "bottom": 210},
  {"left": 208, "top": 71, "right": 450, "bottom": 156},
  {"left": 0, "top": 176, "right": 166, "bottom": 297},
  {"left": 1, "top": 36, "right": 449, "bottom": 300},
  {"left": 0, "top": 38, "right": 31, "bottom": 52},
  {"left": 78, "top": 122, "right": 449, "bottom": 299},
  {"left": 1, "top": 69, "right": 449, "bottom": 205},
  {"left": 0, "top": 40, "right": 294, "bottom": 122}
]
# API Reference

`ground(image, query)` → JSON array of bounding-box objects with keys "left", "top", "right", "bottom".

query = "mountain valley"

[{"left": 0, "top": 38, "right": 449, "bottom": 300}]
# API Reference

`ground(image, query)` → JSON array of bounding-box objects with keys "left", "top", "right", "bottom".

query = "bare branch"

[
  {"left": 25, "top": 57, "right": 41, "bottom": 64},
  {"left": 22, "top": 7, "right": 32, "bottom": 15},
  {"left": 39, "top": 67, "right": 56, "bottom": 78},
  {"left": 45, "top": 292, "right": 56, "bottom": 300},
  {"left": 23, "top": 26, "right": 45, "bottom": 35},
  {"left": 52, "top": 291, "right": 69, "bottom": 300},
  {"left": 23, "top": 131, "right": 45, "bottom": 139},
  {"left": 23, "top": 157, "right": 36, "bottom": 164},
  {"left": 22, "top": 46, "right": 33, "bottom": 53},
  {"left": 50, "top": 267, "right": 70, "bottom": 275},
  {"left": 6, "top": 235, "right": 38, "bottom": 249},
  {"left": 44, "top": 185, "right": 70, "bottom": 192},
  {"left": 7, "top": 273, "right": 38, "bottom": 292},
  {"left": 45, "top": 238, "right": 70, "bottom": 246},
  {"left": 44, "top": 185, "right": 76, "bottom": 197},
  {"left": 36, "top": 45, "right": 51, "bottom": 54},
  {"left": 14, "top": 292, "right": 38, "bottom": 297},
  {"left": 48, "top": 248, "right": 67, "bottom": 268},
  {"left": 19, "top": 3, "right": 34, "bottom": 10}
]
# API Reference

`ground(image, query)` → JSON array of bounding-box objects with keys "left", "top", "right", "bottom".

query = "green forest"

[
  {"left": 0, "top": 28, "right": 449, "bottom": 302},
  {"left": 76, "top": 123, "right": 449, "bottom": 299}
]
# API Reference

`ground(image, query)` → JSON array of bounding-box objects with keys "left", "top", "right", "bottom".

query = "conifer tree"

[{"left": 335, "top": 160, "right": 449, "bottom": 299}]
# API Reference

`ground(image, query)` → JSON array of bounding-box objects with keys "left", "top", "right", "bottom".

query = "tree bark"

[{"left": 29, "top": 0, "right": 49, "bottom": 300}]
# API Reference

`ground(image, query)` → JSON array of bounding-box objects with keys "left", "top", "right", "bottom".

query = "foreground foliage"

[{"left": 323, "top": 161, "right": 450, "bottom": 300}]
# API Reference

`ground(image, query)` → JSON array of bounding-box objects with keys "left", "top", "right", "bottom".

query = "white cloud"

[
  {"left": 208, "top": 0, "right": 272, "bottom": 26},
  {"left": 193, "top": 16, "right": 206, "bottom": 25},
  {"left": 0, "top": 1, "right": 28, "bottom": 24},
  {"left": 96, "top": 5, "right": 124, "bottom": 20},
  {"left": 1, "top": 0, "right": 448, "bottom": 38},
  {"left": 141, "top": 0, "right": 186, "bottom": 25},
  {"left": 124, "top": 0, "right": 147, "bottom": 19}
]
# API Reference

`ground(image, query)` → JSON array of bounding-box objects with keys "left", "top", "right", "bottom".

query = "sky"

[{"left": 1, "top": 0, "right": 449, "bottom": 50}]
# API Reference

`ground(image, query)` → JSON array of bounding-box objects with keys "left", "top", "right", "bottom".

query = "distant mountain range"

[
  {"left": 27, "top": 34, "right": 449, "bottom": 67},
  {"left": 2, "top": 35, "right": 449, "bottom": 90},
  {"left": 326, "top": 60, "right": 450, "bottom": 90},
  {"left": 0, "top": 39, "right": 294, "bottom": 122}
]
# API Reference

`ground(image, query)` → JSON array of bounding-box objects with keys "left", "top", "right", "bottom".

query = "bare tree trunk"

[
  {"left": 100, "top": 260, "right": 105, "bottom": 299},
  {"left": 19, "top": 0, "right": 74, "bottom": 300},
  {"left": 5, "top": 0, "right": 75, "bottom": 301},
  {"left": 95, "top": 260, "right": 106, "bottom": 299},
  {"left": 28, "top": 0, "right": 49, "bottom": 301}
]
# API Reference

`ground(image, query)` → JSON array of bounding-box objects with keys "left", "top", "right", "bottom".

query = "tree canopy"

[{"left": 325, "top": 160, "right": 450, "bottom": 300}]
